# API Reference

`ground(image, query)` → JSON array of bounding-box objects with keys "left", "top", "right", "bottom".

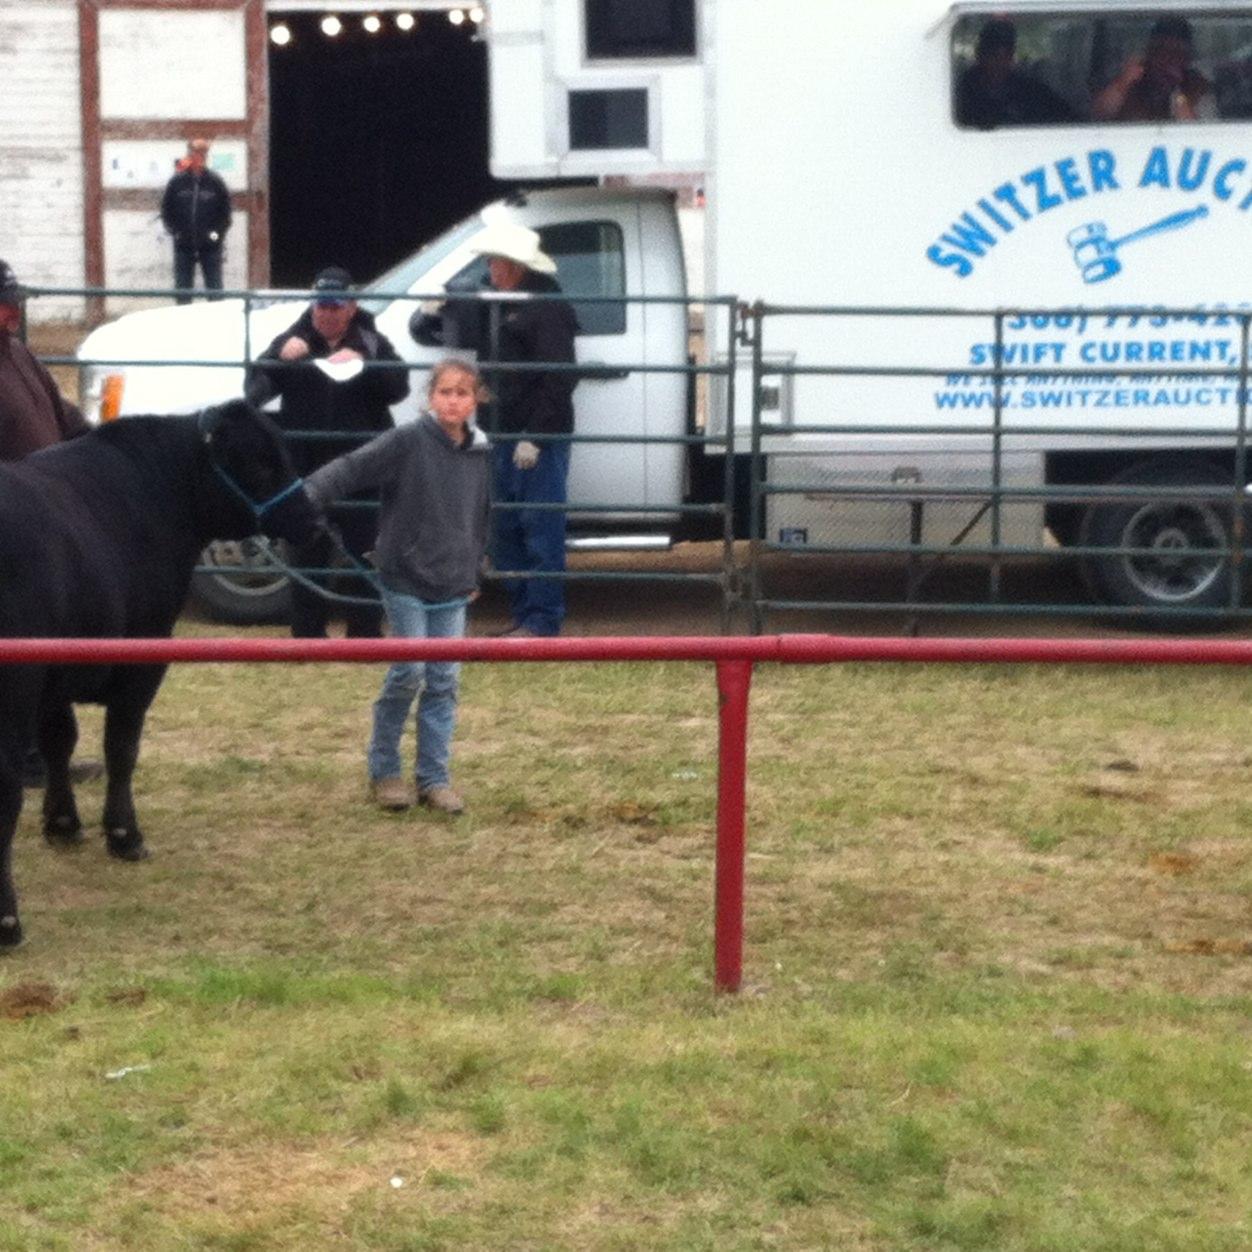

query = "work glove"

[{"left": 513, "top": 440, "right": 540, "bottom": 470}]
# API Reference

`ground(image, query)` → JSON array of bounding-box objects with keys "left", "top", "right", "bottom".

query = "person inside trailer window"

[
  {"left": 1091, "top": 16, "right": 1218, "bottom": 122},
  {"left": 956, "top": 18, "right": 1077, "bottom": 129}
]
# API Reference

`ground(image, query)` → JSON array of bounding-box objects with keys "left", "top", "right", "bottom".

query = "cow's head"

[{"left": 199, "top": 400, "right": 322, "bottom": 545}]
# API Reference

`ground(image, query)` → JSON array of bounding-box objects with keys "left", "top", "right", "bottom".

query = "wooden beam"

[
  {"left": 245, "top": 0, "right": 270, "bottom": 286},
  {"left": 101, "top": 119, "right": 251, "bottom": 141},
  {"left": 78, "top": 1, "right": 104, "bottom": 322}
]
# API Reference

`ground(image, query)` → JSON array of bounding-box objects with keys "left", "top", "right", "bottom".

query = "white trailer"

[{"left": 484, "top": 0, "right": 1252, "bottom": 615}]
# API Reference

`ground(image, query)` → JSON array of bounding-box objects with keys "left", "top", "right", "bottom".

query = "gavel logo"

[{"left": 1065, "top": 205, "right": 1210, "bottom": 284}]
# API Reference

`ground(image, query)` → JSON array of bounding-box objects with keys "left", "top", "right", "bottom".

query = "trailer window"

[
  {"left": 568, "top": 88, "right": 650, "bottom": 150},
  {"left": 952, "top": 12, "right": 1252, "bottom": 129},
  {"left": 585, "top": 0, "right": 696, "bottom": 60}
]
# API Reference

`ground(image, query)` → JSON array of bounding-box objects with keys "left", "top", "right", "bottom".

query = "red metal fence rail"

[{"left": 7, "top": 633, "right": 1252, "bottom": 991}]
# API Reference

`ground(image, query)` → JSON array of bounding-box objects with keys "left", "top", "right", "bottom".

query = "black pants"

[
  {"left": 173, "top": 244, "right": 224, "bottom": 304},
  {"left": 289, "top": 506, "right": 383, "bottom": 639}
]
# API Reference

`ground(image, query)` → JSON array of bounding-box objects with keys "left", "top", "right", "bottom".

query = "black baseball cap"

[
  {"left": 0, "top": 259, "right": 25, "bottom": 304},
  {"left": 312, "top": 265, "right": 354, "bottom": 307}
]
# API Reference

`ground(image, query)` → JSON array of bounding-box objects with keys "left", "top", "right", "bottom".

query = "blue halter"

[
  {"left": 210, "top": 459, "right": 306, "bottom": 521},
  {"left": 199, "top": 410, "right": 305, "bottom": 521}
]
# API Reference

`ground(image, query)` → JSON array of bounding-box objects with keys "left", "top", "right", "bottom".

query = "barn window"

[
  {"left": 952, "top": 10, "right": 1252, "bottom": 129},
  {"left": 585, "top": 0, "right": 696, "bottom": 61}
]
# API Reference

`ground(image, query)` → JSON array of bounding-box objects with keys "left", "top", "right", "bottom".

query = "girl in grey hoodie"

[{"left": 305, "top": 358, "right": 490, "bottom": 813}]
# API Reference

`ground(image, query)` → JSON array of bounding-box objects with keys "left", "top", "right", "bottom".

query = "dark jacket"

[
  {"left": 160, "top": 169, "right": 232, "bottom": 250},
  {"left": 304, "top": 415, "right": 490, "bottom": 603},
  {"left": 955, "top": 67, "right": 1076, "bottom": 129},
  {"left": 411, "top": 271, "right": 578, "bottom": 435},
  {"left": 245, "top": 307, "right": 410, "bottom": 475},
  {"left": 0, "top": 333, "right": 89, "bottom": 461}
]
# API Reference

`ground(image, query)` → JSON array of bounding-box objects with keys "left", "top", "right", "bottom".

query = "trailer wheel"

[
  {"left": 188, "top": 537, "right": 292, "bottom": 625},
  {"left": 1078, "top": 460, "right": 1236, "bottom": 621}
]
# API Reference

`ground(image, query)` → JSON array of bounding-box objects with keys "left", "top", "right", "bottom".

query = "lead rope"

[{"left": 251, "top": 525, "right": 470, "bottom": 613}]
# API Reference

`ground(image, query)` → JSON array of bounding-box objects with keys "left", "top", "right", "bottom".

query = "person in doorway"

[
  {"left": 246, "top": 266, "right": 410, "bottom": 639},
  {"left": 955, "top": 18, "right": 1076, "bottom": 129},
  {"left": 410, "top": 221, "right": 578, "bottom": 637},
  {"left": 0, "top": 259, "right": 102, "bottom": 789},
  {"left": 304, "top": 358, "right": 490, "bottom": 814},
  {"left": 1091, "top": 17, "right": 1218, "bottom": 123},
  {"left": 160, "top": 138, "right": 232, "bottom": 303}
]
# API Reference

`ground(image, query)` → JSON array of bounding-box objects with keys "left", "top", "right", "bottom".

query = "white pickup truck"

[{"left": 78, "top": 187, "right": 692, "bottom": 621}]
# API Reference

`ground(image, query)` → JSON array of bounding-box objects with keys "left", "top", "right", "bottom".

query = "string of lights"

[{"left": 269, "top": 6, "right": 483, "bottom": 46}]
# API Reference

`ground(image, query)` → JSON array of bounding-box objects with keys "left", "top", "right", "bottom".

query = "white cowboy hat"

[{"left": 468, "top": 220, "right": 557, "bottom": 275}]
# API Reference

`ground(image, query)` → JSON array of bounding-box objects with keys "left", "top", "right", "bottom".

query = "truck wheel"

[
  {"left": 188, "top": 538, "right": 292, "bottom": 625},
  {"left": 1078, "top": 460, "right": 1237, "bottom": 621}
]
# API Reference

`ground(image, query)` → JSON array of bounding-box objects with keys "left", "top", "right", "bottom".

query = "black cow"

[{"left": 0, "top": 401, "right": 321, "bottom": 947}]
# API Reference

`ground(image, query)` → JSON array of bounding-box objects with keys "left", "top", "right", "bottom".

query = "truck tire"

[
  {"left": 1078, "top": 459, "right": 1238, "bottom": 622},
  {"left": 188, "top": 538, "right": 292, "bottom": 625}
]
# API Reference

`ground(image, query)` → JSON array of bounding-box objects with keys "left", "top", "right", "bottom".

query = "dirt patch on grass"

[
  {"left": 1163, "top": 937, "right": 1252, "bottom": 956},
  {"left": 1149, "top": 852, "right": 1199, "bottom": 877},
  {"left": 1, "top": 980, "right": 64, "bottom": 1020},
  {"left": 127, "top": 1130, "right": 487, "bottom": 1226}
]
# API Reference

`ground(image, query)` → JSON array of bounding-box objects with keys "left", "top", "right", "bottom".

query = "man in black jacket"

[
  {"left": 247, "top": 266, "right": 410, "bottom": 638},
  {"left": 160, "top": 138, "right": 232, "bottom": 303},
  {"left": 410, "top": 222, "right": 578, "bottom": 636},
  {"left": 955, "top": 19, "right": 1076, "bottom": 130}
]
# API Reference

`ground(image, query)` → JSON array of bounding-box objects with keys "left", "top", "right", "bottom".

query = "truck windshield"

[{"left": 357, "top": 213, "right": 486, "bottom": 313}]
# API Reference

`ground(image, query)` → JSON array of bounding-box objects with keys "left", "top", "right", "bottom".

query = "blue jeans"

[
  {"left": 492, "top": 440, "right": 570, "bottom": 636},
  {"left": 368, "top": 589, "right": 466, "bottom": 788},
  {"left": 173, "top": 244, "right": 223, "bottom": 304}
]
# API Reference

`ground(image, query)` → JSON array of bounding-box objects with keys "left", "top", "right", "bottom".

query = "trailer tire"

[
  {"left": 1078, "top": 459, "right": 1237, "bottom": 623},
  {"left": 188, "top": 538, "right": 292, "bottom": 625}
]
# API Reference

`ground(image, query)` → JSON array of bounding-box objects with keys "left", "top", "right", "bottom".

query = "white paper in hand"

[{"left": 313, "top": 357, "right": 365, "bottom": 384}]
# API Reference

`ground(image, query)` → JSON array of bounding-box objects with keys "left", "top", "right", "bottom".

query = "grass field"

[{"left": 2, "top": 626, "right": 1252, "bottom": 1249}]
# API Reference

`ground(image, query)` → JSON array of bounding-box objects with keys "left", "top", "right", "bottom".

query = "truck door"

[{"left": 538, "top": 215, "right": 646, "bottom": 515}]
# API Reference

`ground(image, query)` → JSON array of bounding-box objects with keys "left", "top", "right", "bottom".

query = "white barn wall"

[
  {"left": 0, "top": 0, "right": 84, "bottom": 321},
  {"left": 96, "top": 6, "right": 250, "bottom": 314},
  {"left": 103, "top": 209, "right": 250, "bottom": 301}
]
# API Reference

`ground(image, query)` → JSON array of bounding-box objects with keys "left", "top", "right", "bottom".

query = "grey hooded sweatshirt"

[{"left": 304, "top": 413, "right": 490, "bottom": 603}]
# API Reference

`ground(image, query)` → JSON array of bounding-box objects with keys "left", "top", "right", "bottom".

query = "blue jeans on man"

[
  {"left": 368, "top": 588, "right": 466, "bottom": 789},
  {"left": 492, "top": 440, "right": 570, "bottom": 636}
]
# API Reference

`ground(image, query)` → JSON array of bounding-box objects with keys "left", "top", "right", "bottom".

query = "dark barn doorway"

[{"left": 267, "top": 11, "right": 522, "bottom": 287}]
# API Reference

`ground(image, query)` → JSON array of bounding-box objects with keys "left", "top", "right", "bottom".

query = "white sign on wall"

[
  {"left": 99, "top": 10, "right": 247, "bottom": 120},
  {"left": 102, "top": 141, "right": 249, "bottom": 192}
]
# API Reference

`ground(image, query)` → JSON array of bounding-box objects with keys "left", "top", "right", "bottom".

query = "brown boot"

[
  {"left": 371, "top": 776, "right": 413, "bottom": 811},
  {"left": 418, "top": 784, "right": 465, "bottom": 815}
]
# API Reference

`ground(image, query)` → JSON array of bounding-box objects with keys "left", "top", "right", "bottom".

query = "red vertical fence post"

[{"left": 714, "top": 658, "right": 754, "bottom": 993}]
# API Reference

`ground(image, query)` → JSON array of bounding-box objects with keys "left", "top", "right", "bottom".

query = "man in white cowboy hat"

[{"left": 411, "top": 219, "right": 578, "bottom": 637}]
